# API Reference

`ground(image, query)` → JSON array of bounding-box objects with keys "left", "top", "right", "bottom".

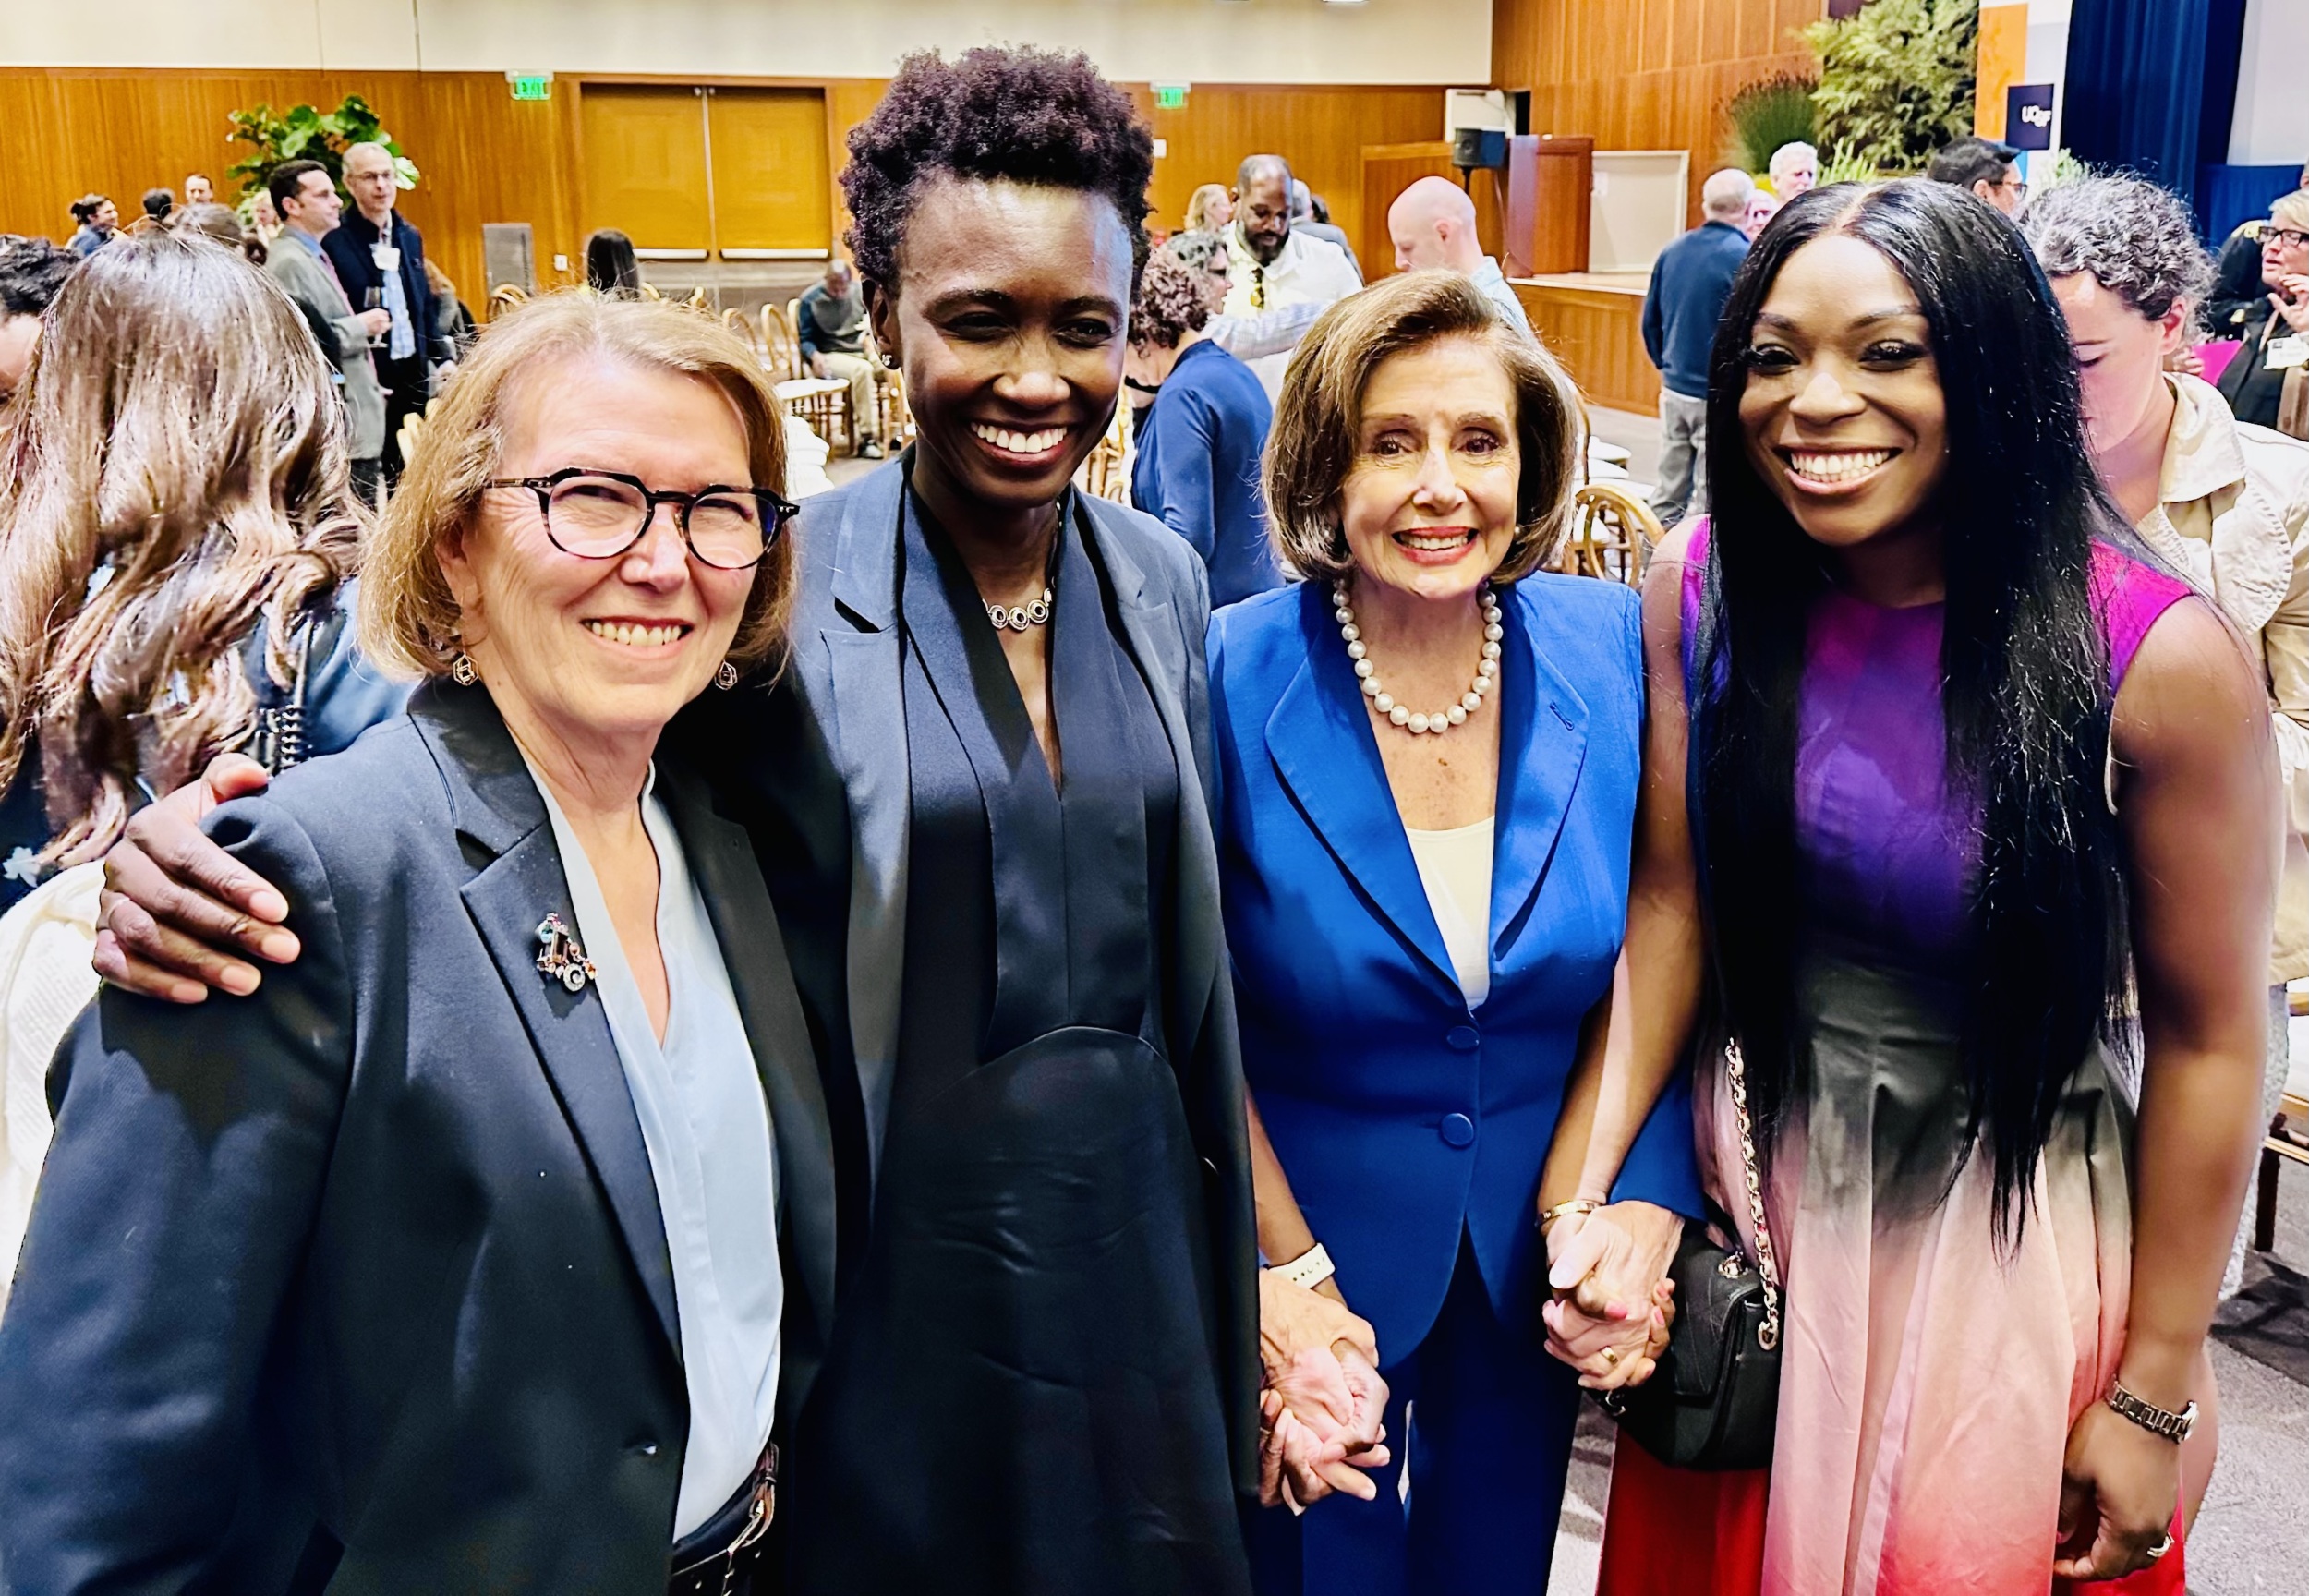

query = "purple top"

[{"left": 1681, "top": 521, "right": 2192, "bottom": 970}]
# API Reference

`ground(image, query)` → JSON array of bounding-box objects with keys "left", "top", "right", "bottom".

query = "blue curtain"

[
  {"left": 2198, "top": 164, "right": 2304, "bottom": 244},
  {"left": 2064, "top": 0, "right": 2249, "bottom": 212}
]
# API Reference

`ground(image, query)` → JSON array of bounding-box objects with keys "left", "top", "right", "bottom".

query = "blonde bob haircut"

[
  {"left": 1264, "top": 271, "right": 1580, "bottom": 585},
  {"left": 2274, "top": 187, "right": 2309, "bottom": 236},
  {"left": 361, "top": 291, "right": 794, "bottom": 680}
]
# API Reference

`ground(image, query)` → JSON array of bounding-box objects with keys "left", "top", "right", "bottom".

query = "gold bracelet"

[{"left": 1539, "top": 1198, "right": 1601, "bottom": 1232}]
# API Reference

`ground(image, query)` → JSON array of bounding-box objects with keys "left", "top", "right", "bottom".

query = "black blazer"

[
  {"left": 2217, "top": 297, "right": 2298, "bottom": 430},
  {"left": 0, "top": 683, "right": 834, "bottom": 1593},
  {"left": 321, "top": 211, "right": 450, "bottom": 369}
]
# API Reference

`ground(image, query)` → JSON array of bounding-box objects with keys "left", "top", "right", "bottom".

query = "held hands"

[
  {"left": 1255, "top": 1271, "right": 1391, "bottom": 1511},
  {"left": 93, "top": 754, "right": 296, "bottom": 1003},
  {"left": 1541, "top": 1201, "right": 1681, "bottom": 1391},
  {"left": 2053, "top": 1401, "right": 2182, "bottom": 1581}
]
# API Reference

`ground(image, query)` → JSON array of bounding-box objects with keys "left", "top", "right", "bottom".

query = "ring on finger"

[
  {"left": 2145, "top": 1534, "right": 2173, "bottom": 1562},
  {"left": 1601, "top": 1347, "right": 1619, "bottom": 1366}
]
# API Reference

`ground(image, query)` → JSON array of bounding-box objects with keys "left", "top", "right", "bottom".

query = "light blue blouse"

[{"left": 530, "top": 761, "right": 781, "bottom": 1540}]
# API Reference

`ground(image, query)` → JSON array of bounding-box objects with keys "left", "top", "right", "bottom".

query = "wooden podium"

[{"left": 1501, "top": 134, "right": 1592, "bottom": 278}]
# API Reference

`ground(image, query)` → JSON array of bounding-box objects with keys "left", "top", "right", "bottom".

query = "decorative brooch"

[{"left": 535, "top": 913, "right": 598, "bottom": 994}]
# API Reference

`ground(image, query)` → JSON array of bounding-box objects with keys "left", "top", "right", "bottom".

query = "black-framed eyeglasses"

[
  {"left": 484, "top": 468, "right": 795, "bottom": 571},
  {"left": 2269, "top": 227, "right": 2309, "bottom": 250}
]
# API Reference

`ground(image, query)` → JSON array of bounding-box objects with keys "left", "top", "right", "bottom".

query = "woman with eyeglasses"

[
  {"left": 0, "top": 292, "right": 822, "bottom": 1593},
  {"left": 2215, "top": 188, "right": 2309, "bottom": 432}
]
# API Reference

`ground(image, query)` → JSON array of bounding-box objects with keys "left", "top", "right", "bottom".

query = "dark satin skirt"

[{"left": 787, "top": 1027, "right": 1247, "bottom": 1596}]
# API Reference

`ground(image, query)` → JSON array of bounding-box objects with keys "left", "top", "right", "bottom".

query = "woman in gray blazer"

[{"left": 0, "top": 295, "right": 828, "bottom": 1595}]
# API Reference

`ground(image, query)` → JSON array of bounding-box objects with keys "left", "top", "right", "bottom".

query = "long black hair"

[{"left": 1693, "top": 179, "right": 2132, "bottom": 1239}]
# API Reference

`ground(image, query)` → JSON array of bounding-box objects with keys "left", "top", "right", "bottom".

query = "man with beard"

[{"left": 1223, "top": 154, "right": 1360, "bottom": 401}]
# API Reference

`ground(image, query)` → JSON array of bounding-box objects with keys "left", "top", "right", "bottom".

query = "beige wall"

[{"left": 2, "top": 0, "right": 1493, "bottom": 85}]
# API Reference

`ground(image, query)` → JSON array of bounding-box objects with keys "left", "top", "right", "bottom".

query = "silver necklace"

[
  {"left": 1334, "top": 580, "right": 1502, "bottom": 736},
  {"left": 985, "top": 585, "right": 1054, "bottom": 632}
]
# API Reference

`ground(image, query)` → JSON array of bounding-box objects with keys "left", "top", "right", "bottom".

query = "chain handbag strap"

[{"left": 1722, "top": 1037, "right": 1783, "bottom": 1351}]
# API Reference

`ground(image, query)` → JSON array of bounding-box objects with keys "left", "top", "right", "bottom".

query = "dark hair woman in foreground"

[{"left": 1550, "top": 181, "right": 2276, "bottom": 1593}]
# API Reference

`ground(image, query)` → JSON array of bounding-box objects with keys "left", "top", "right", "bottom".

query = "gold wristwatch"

[{"left": 2106, "top": 1380, "right": 2197, "bottom": 1443}]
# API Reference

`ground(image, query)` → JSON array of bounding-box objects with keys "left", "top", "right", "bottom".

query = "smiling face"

[
  {"left": 869, "top": 177, "right": 1131, "bottom": 521},
  {"left": 441, "top": 355, "right": 758, "bottom": 763},
  {"left": 283, "top": 169, "right": 342, "bottom": 236},
  {"left": 2049, "top": 271, "right": 2183, "bottom": 460},
  {"left": 1338, "top": 337, "right": 1523, "bottom": 604},
  {"left": 1736, "top": 233, "right": 1949, "bottom": 553}
]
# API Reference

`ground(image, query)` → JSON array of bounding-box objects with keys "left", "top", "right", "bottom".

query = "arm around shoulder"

[{"left": 0, "top": 793, "right": 354, "bottom": 1590}]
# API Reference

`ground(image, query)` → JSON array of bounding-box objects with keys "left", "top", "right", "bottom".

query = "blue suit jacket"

[{"left": 1208, "top": 576, "right": 1702, "bottom": 1361}]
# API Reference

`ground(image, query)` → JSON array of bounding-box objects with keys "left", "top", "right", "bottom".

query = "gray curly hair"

[
  {"left": 2018, "top": 175, "right": 2213, "bottom": 326},
  {"left": 1164, "top": 229, "right": 1227, "bottom": 273}
]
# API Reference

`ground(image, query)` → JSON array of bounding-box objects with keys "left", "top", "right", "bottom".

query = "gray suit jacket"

[
  {"left": 267, "top": 234, "right": 386, "bottom": 462},
  {"left": 0, "top": 683, "right": 835, "bottom": 1591},
  {"left": 768, "top": 459, "right": 1262, "bottom": 1492}
]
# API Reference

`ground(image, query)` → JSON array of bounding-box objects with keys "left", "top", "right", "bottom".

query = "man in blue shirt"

[
  {"left": 796, "top": 259, "right": 883, "bottom": 460},
  {"left": 1640, "top": 168, "right": 1754, "bottom": 526}
]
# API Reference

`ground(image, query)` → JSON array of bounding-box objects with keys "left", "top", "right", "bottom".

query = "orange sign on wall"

[{"left": 1976, "top": 1, "right": 2031, "bottom": 139}]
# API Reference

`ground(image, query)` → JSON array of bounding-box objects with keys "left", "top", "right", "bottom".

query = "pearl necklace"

[{"left": 1334, "top": 580, "right": 1501, "bottom": 736}]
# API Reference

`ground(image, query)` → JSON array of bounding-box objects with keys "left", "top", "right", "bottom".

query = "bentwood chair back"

[{"left": 1562, "top": 481, "right": 1660, "bottom": 587}]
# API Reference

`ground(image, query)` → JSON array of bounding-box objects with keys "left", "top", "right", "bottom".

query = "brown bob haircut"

[
  {"left": 362, "top": 290, "right": 795, "bottom": 680},
  {"left": 1264, "top": 270, "right": 1580, "bottom": 584}
]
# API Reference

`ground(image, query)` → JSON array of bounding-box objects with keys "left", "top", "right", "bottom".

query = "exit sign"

[
  {"left": 1153, "top": 82, "right": 1189, "bottom": 110},
  {"left": 507, "top": 72, "right": 552, "bottom": 102}
]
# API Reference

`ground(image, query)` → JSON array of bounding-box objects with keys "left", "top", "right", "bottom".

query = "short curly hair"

[
  {"left": 1130, "top": 251, "right": 1213, "bottom": 352},
  {"left": 841, "top": 47, "right": 1154, "bottom": 292},
  {"left": 2019, "top": 175, "right": 2213, "bottom": 325}
]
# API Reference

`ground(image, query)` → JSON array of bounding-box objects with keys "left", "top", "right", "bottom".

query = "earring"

[
  {"left": 451, "top": 653, "right": 479, "bottom": 686},
  {"left": 715, "top": 660, "right": 740, "bottom": 691}
]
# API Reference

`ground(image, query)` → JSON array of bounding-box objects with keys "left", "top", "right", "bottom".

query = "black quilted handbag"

[{"left": 1591, "top": 1037, "right": 1783, "bottom": 1471}]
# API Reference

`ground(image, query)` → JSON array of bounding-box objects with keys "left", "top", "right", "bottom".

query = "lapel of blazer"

[
  {"left": 655, "top": 764, "right": 838, "bottom": 1356},
  {"left": 1262, "top": 584, "right": 1460, "bottom": 995},
  {"left": 804, "top": 462, "right": 913, "bottom": 1148},
  {"left": 1489, "top": 584, "right": 1591, "bottom": 960},
  {"left": 411, "top": 682, "right": 682, "bottom": 1359},
  {"left": 1080, "top": 496, "right": 1224, "bottom": 1041}
]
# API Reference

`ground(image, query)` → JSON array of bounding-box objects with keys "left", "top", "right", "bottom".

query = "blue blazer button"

[
  {"left": 1445, "top": 1025, "right": 1480, "bottom": 1051},
  {"left": 1439, "top": 1112, "right": 1476, "bottom": 1147}
]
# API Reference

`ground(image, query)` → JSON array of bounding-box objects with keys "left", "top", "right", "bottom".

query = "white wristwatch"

[{"left": 1266, "top": 1241, "right": 1336, "bottom": 1291}]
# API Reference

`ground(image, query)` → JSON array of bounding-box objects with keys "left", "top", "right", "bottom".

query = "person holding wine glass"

[{"left": 265, "top": 159, "right": 388, "bottom": 503}]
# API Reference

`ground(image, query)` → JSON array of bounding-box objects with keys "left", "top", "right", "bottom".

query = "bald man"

[
  {"left": 1387, "top": 175, "right": 1532, "bottom": 337},
  {"left": 1224, "top": 153, "right": 1361, "bottom": 401}
]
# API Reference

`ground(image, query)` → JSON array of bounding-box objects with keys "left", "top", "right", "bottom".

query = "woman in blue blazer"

[{"left": 1212, "top": 273, "right": 1700, "bottom": 1594}]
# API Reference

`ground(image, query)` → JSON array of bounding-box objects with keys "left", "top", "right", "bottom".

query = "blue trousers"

[{"left": 1243, "top": 1238, "right": 1580, "bottom": 1596}]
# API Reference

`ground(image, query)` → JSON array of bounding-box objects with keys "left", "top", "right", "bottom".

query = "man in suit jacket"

[
  {"left": 324, "top": 141, "right": 452, "bottom": 488},
  {"left": 266, "top": 159, "right": 388, "bottom": 502}
]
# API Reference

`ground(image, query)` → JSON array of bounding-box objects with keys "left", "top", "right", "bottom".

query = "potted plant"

[
  {"left": 1803, "top": 0, "right": 1978, "bottom": 177},
  {"left": 1724, "top": 73, "right": 1819, "bottom": 177},
  {"left": 224, "top": 94, "right": 419, "bottom": 201}
]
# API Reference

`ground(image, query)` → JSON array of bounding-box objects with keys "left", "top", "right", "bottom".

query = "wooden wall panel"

[
  {"left": 579, "top": 86, "right": 713, "bottom": 252},
  {"left": 1493, "top": 0, "right": 1825, "bottom": 226},
  {"left": 1513, "top": 281, "right": 1660, "bottom": 415},
  {"left": 0, "top": 69, "right": 1448, "bottom": 307}
]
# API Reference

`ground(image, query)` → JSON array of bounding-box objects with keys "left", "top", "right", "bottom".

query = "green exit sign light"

[
  {"left": 1153, "top": 83, "right": 1189, "bottom": 110},
  {"left": 508, "top": 73, "right": 552, "bottom": 102}
]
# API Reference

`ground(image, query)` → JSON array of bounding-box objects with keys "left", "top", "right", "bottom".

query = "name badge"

[
  {"left": 2268, "top": 335, "right": 2308, "bottom": 372},
  {"left": 371, "top": 243, "right": 401, "bottom": 273}
]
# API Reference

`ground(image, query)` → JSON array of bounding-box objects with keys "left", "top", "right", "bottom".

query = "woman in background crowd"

[
  {"left": 66, "top": 194, "right": 117, "bottom": 259},
  {"left": 2216, "top": 188, "right": 2309, "bottom": 432},
  {"left": 1186, "top": 181, "right": 1234, "bottom": 236},
  {"left": 1558, "top": 180, "right": 2274, "bottom": 1593},
  {"left": 587, "top": 228, "right": 644, "bottom": 296},
  {"left": 1214, "top": 270, "right": 1698, "bottom": 1596},
  {"left": 0, "top": 230, "right": 405, "bottom": 1297},
  {"left": 1128, "top": 248, "right": 1280, "bottom": 607},
  {"left": 0, "top": 291, "right": 816, "bottom": 1593}
]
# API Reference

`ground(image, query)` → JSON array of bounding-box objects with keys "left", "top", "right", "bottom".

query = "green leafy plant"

[
  {"left": 1803, "top": 0, "right": 1978, "bottom": 177},
  {"left": 1723, "top": 73, "right": 1819, "bottom": 176},
  {"left": 224, "top": 94, "right": 419, "bottom": 201}
]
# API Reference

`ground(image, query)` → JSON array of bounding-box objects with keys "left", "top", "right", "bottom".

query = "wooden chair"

[
  {"left": 486, "top": 284, "right": 528, "bottom": 320},
  {"left": 2253, "top": 990, "right": 2309, "bottom": 1253},
  {"left": 396, "top": 408, "right": 427, "bottom": 470},
  {"left": 1558, "top": 481, "right": 1660, "bottom": 586},
  {"left": 761, "top": 300, "right": 852, "bottom": 452},
  {"left": 1078, "top": 400, "right": 1135, "bottom": 505},
  {"left": 637, "top": 282, "right": 662, "bottom": 302},
  {"left": 720, "top": 307, "right": 764, "bottom": 357}
]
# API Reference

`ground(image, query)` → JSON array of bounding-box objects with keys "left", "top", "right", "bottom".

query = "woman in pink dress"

[{"left": 1541, "top": 180, "right": 2279, "bottom": 1593}]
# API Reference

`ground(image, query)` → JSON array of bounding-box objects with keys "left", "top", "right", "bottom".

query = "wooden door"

[
  {"left": 707, "top": 89, "right": 830, "bottom": 257},
  {"left": 580, "top": 85, "right": 709, "bottom": 252}
]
